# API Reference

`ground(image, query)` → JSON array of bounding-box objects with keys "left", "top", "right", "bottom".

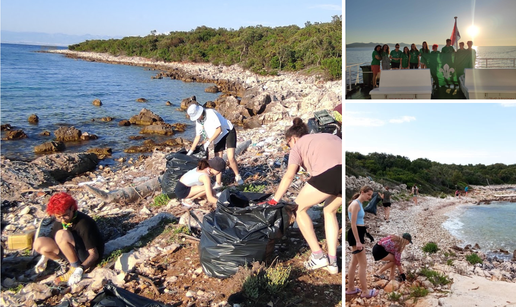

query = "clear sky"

[
  {"left": 1, "top": 0, "right": 341, "bottom": 37},
  {"left": 345, "top": 0, "right": 516, "bottom": 46},
  {"left": 345, "top": 103, "right": 516, "bottom": 166}
]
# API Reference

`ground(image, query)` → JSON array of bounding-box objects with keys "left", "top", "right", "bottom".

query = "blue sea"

[
  {"left": 345, "top": 46, "right": 516, "bottom": 88},
  {"left": 442, "top": 200, "right": 516, "bottom": 260},
  {"left": 1, "top": 43, "right": 220, "bottom": 163}
]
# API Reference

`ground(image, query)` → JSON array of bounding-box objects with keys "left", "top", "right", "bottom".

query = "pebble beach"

[{"left": 345, "top": 176, "right": 516, "bottom": 306}]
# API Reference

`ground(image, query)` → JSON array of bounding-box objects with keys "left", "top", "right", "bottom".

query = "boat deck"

[{"left": 346, "top": 83, "right": 466, "bottom": 99}]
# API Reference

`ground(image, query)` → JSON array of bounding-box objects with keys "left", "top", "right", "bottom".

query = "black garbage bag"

[
  {"left": 199, "top": 189, "right": 290, "bottom": 278},
  {"left": 364, "top": 192, "right": 380, "bottom": 215},
  {"left": 90, "top": 281, "right": 170, "bottom": 307},
  {"left": 160, "top": 150, "right": 201, "bottom": 198}
]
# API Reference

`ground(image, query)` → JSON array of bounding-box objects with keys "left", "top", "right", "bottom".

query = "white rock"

[{"left": 19, "top": 207, "right": 31, "bottom": 215}]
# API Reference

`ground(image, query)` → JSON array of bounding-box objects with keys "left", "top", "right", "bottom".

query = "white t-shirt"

[{"left": 195, "top": 109, "right": 233, "bottom": 144}]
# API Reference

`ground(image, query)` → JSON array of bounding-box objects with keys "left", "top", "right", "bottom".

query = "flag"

[{"left": 450, "top": 18, "right": 461, "bottom": 49}]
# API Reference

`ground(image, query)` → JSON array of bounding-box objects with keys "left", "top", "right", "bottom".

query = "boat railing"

[
  {"left": 346, "top": 58, "right": 516, "bottom": 92},
  {"left": 476, "top": 58, "right": 516, "bottom": 68},
  {"left": 346, "top": 62, "right": 368, "bottom": 91}
]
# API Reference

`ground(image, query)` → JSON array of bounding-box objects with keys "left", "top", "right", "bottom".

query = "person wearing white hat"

[{"left": 186, "top": 104, "right": 244, "bottom": 187}]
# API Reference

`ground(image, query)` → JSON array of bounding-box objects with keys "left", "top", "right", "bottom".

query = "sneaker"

[
  {"left": 213, "top": 182, "right": 223, "bottom": 190},
  {"left": 35, "top": 256, "right": 48, "bottom": 273},
  {"left": 181, "top": 198, "right": 194, "bottom": 208},
  {"left": 55, "top": 266, "right": 82, "bottom": 285},
  {"left": 235, "top": 175, "right": 244, "bottom": 185},
  {"left": 324, "top": 262, "right": 339, "bottom": 274},
  {"left": 303, "top": 254, "right": 329, "bottom": 270}
]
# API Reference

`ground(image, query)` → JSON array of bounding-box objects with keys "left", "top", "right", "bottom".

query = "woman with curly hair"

[{"left": 371, "top": 45, "right": 382, "bottom": 87}]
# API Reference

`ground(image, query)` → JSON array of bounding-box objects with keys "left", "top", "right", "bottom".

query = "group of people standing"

[
  {"left": 371, "top": 40, "right": 477, "bottom": 87},
  {"left": 346, "top": 185, "right": 413, "bottom": 299},
  {"left": 33, "top": 104, "right": 343, "bottom": 286}
]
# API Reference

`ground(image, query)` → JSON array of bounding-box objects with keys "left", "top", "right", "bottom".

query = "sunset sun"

[{"left": 467, "top": 25, "right": 479, "bottom": 38}]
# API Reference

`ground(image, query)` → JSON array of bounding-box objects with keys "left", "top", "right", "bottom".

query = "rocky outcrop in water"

[
  {"left": 2, "top": 129, "right": 28, "bottom": 140},
  {"left": 128, "top": 108, "right": 163, "bottom": 126},
  {"left": 54, "top": 126, "right": 82, "bottom": 142},
  {"left": 34, "top": 141, "right": 66, "bottom": 153},
  {"left": 28, "top": 114, "right": 39, "bottom": 124}
]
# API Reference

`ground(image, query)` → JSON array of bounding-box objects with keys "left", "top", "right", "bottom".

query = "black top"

[
  {"left": 383, "top": 191, "right": 391, "bottom": 203},
  {"left": 51, "top": 211, "right": 104, "bottom": 257}
]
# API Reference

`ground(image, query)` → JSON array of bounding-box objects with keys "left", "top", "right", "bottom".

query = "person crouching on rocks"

[
  {"left": 346, "top": 185, "right": 378, "bottom": 299},
  {"left": 174, "top": 157, "right": 226, "bottom": 207},
  {"left": 186, "top": 104, "right": 244, "bottom": 188},
  {"left": 372, "top": 233, "right": 412, "bottom": 281},
  {"left": 34, "top": 192, "right": 104, "bottom": 286},
  {"left": 267, "top": 117, "right": 342, "bottom": 274}
]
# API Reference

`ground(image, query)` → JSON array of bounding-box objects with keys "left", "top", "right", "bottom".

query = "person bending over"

[
  {"left": 372, "top": 233, "right": 412, "bottom": 281},
  {"left": 268, "top": 117, "right": 342, "bottom": 274},
  {"left": 175, "top": 157, "right": 226, "bottom": 207},
  {"left": 186, "top": 104, "right": 243, "bottom": 188},
  {"left": 34, "top": 192, "right": 104, "bottom": 286}
]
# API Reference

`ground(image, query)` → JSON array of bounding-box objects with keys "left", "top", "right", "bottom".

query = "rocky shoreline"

[
  {"left": 345, "top": 176, "right": 516, "bottom": 306},
  {"left": 1, "top": 54, "right": 342, "bottom": 306},
  {"left": 46, "top": 49, "right": 341, "bottom": 124}
]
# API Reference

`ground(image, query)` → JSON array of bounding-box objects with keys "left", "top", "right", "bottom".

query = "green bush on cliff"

[
  {"left": 422, "top": 242, "right": 439, "bottom": 253},
  {"left": 466, "top": 253, "right": 483, "bottom": 265},
  {"left": 68, "top": 16, "right": 342, "bottom": 80},
  {"left": 346, "top": 151, "right": 516, "bottom": 196}
]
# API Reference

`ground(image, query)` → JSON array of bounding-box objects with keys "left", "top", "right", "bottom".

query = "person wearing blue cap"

[{"left": 372, "top": 233, "right": 412, "bottom": 281}]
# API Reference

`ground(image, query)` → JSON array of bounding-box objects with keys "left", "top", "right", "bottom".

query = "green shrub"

[
  {"left": 422, "top": 242, "right": 439, "bottom": 253},
  {"left": 420, "top": 268, "right": 451, "bottom": 286},
  {"left": 8, "top": 284, "right": 23, "bottom": 293},
  {"left": 243, "top": 184, "right": 266, "bottom": 193},
  {"left": 242, "top": 272, "right": 264, "bottom": 299},
  {"left": 447, "top": 259, "right": 454, "bottom": 266},
  {"left": 388, "top": 291, "right": 402, "bottom": 301},
  {"left": 151, "top": 194, "right": 170, "bottom": 207},
  {"left": 173, "top": 225, "right": 191, "bottom": 235},
  {"left": 410, "top": 286, "right": 429, "bottom": 298},
  {"left": 466, "top": 253, "right": 483, "bottom": 265},
  {"left": 242, "top": 264, "right": 292, "bottom": 299},
  {"left": 265, "top": 265, "right": 291, "bottom": 295}
]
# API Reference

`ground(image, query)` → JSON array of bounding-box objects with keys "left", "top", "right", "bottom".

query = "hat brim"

[{"left": 190, "top": 110, "right": 202, "bottom": 121}]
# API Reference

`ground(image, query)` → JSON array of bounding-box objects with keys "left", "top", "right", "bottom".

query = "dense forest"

[
  {"left": 69, "top": 16, "right": 342, "bottom": 80},
  {"left": 346, "top": 152, "right": 516, "bottom": 195}
]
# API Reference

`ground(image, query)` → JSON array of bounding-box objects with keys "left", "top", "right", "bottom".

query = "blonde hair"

[
  {"left": 390, "top": 235, "right": 409, "bottom": 253},
  {"left": 348, "top": 185, "right": 373, "bottom": 205}
]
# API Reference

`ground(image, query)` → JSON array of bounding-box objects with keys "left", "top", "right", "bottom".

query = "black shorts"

[
  {"left": 410, "top": 63, "right": 418, "bottom": 69},
  {"left": 391, "top": 62, "right": 400, "bottom": 68},
  {"left": 382, "top": 202, "right": 391, "bottom": 207},
  {"left": 346, "top": 225, "right": 366, "bottom": 247},
  {"left": 372, "top": 243, "right": 390, "bottom": 261},
  {"left": 70, "top": 232, "right": 90, "bottom": 263},
  {"left": 214, "top": 128, "right": 237, "bottom": 153},
  {"left": 174, "top": 181, "right": 191, "bottom": 199},
  {"left": 307, "top": 165, "right": 342, "bottom": 196}
]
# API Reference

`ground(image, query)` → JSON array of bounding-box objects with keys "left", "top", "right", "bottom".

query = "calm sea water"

[
  {"left": 1, "top": 43, "right": 220, "bottom": 163},
  {"left": 345, "top": 46, "right": 516, "bottom": 86},
  {"left": 443, "top": 200, "right": 516, "bottom": 260}
]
